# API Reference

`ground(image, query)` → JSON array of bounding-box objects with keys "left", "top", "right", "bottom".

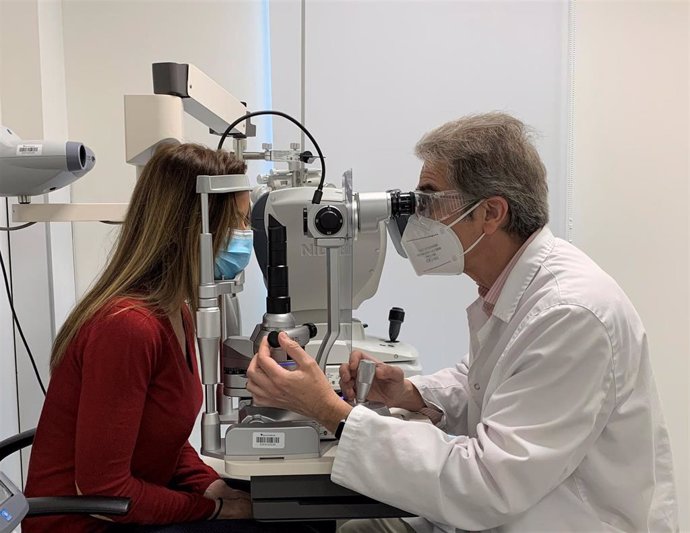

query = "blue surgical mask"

[{"left": 214, "top": 229, "right": 253, "bottom": 280}]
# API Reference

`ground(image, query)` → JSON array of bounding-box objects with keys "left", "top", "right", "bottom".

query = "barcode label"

[
  {"left": 252, "top": 432, "right": 285, "bottom": 449},
  {"left": 17, "top": 144, "right": 42, "bottom": 156}
]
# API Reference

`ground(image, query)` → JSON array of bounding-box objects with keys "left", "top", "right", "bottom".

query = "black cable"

[
  {"left": 0, "top": 248, "right": 47, "bottom": 395},
  {"left": 0, "top": 222, "right": 36, "bottom": 231},
  {"left": 0, "top": 219, "right": 117, "bottom": 394},
  {"left": 216, "top": 110, "right": 327, "bottom": 204}
]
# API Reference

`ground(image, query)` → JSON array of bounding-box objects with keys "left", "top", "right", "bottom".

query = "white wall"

[
  {"left": 573, "top": 1, "right": 689, "bottom": 529},
  {"left": 0, "top": 0, "right": 22, "bottom": 491},
  {"left": 61, "top": 0, "right": 273, "bottom": 337},
  {"left": 270, "top": 0, "right": 571, "bottom": 373},
  {"left": 2, "top": 0, "right": 273, "bottom": 489},
  {"left": 59, "top": 0, "right": 272, "bottom": 448},
  {"left": 63, "top": 1, "right": 265, "bottom": 300},
  {"left": 0, "top": 0, "right": 72, "bottom": 487}
]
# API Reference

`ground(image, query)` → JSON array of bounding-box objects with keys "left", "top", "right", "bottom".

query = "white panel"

[
  {"left": 13, "top": 203, "right": 128, "bottom": 223},
  {"left": 573, "top": 2, "right": 689, "bottom": 528},
  {"left": 291, "top": 0, "right": 569, "bottom": 373}
]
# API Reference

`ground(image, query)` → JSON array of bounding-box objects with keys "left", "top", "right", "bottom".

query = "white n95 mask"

[{"left": 400, "top": 200, "right": 484, "bottom": 276}]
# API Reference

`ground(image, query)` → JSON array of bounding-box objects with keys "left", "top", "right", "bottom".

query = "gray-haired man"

[{"left": 248, "top": 113, "right": 678, "bottom": 533}]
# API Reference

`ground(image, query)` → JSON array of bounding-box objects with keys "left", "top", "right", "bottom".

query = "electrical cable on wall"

[
  {"left": 0, "top": 222, "right": 36, "bottom": 231},
  {"left": 0, "top": 246, "right": 47, "bottom": 396},
  {"left": 0, "top": 211, "right": 128, "bottom": 397}
]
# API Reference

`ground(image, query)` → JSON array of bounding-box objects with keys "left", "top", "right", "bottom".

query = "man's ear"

[{"left": 482, "top": 196, "right": 510, "bottom": 235}]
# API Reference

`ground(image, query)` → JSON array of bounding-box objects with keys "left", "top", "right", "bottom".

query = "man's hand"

[
  {"left": 339, "top": 351, "right": 426, "bottom": 411},
  {"left": 247, "top": 332, "right": 352, "bottom": 432}
]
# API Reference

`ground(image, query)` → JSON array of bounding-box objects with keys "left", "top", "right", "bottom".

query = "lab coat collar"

[{"left": 491, "top": 226, "right": 555, "bottom": 324}]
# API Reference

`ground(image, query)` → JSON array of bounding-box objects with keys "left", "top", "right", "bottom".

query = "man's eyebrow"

[{"left": 417, "top": 182, "right": 439, "bottom": 192}]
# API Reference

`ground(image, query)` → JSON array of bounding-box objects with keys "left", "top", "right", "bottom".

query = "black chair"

[{"left": 0, "top": 428, "right": 130, "bottom": 530}]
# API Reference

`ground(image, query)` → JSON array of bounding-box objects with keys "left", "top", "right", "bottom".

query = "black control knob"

[
  {"left": 388, "top": 307, "right": 405, "bottom": 343},
  {"left": 305, "top": 323, "right": 318, "bottom": 339},
  {"left": 314, "top": 206, "right": 343, "bottom": 236},
  {"left": 267, "top": 330, "right": 281, "bottom": 348}
]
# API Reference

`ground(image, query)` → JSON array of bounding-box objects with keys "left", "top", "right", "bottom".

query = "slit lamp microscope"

[{"left": 124, "top": 62, "right": 422, "bottom": 465}]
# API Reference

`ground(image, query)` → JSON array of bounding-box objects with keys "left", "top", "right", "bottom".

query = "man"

[{"left": 246, "top": 113, "right": 678, "bottom": 532}]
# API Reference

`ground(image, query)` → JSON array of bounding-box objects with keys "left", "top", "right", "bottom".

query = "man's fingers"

[
  {"left": 376, "top": 362, "right": 403, "bottom": 382},
  {"left": 256, "top": 336, "right": 286, "bottom": 379},
  {"left": 348, "top": 350, "right": 365, "bottom": 372},
  {"left": 247, "top": 354, "right": 258, "bottom": 376},
  {"left": 340, "top": 383, "right": 356, "bottom": 401},
  {"left": 278, "top": 332, "right": 313, "bottom": 366},
  {"left": 257, "top": 336, "right": 272, "bottom": 358},
  {"left": 349, "top": 350, "right": 382, "bottom": 371},
  {"left": 247, "top": 365, "right": 271, "bottom": 391},
  {"left": 249, "top": 390, "right": 270, "bottom": 407},
  {"left": 339, "top": 362, "right": 353, "bottom": 382}
]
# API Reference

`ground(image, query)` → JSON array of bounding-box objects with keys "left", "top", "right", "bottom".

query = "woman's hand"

[
  {"left": 339, "top": 351, "right": 425, "bottom": 411},
  {"left": 205, "top": 480, "right": 252, "bottom": 520},
  {"left": 247, "top": 332, "right": 352, "bottom": 432},
  {"left": 217, "top": 490, "right": 252, "bottom": 520},
  {"left": 204, "top": 479, "right": 239, "bottom": 500}
]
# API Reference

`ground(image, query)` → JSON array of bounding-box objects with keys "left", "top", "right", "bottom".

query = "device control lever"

[
  {"left": 355, "top": 360, "right": 377, "bottom": 405},
  {"left": 388, "top": 307, "right": 405, "bottom": 342}
]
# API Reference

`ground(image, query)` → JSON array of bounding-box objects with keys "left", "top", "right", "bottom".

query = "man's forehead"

[{"left": 417, "top": 162, "right": 452, "bottom": 192}]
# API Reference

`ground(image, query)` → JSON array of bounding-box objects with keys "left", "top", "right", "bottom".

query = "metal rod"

[
  {"left": 239, "top": 152, "right": 267, "bottom": 160},
  {"left": 300, "top": 0, "right": 306, "bottom": 151},
  {"left": 200, "top": 193, "right": 209, "bottom": 233},
  {"left": 205, "top": 384, "right": 216, "bottom": 413},
  {"left": 315, "top": 246, "right": 340, "bottom": 371},
  {"left": 233, "top": 137, "right": 245, "bottom": 161}
]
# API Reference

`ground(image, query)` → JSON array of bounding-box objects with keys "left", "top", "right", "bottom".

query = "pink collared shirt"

[{"left": 477, "top": 230, "right": 539, "bottom": 316}]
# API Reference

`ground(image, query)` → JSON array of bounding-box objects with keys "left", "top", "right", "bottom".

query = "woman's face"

[{"left": 237, "top": 191, "right": 250, "bottom": 229}]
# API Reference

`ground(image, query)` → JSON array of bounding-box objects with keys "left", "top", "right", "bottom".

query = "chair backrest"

[
  {"left": 0, "top": 428, "right": 130, "bottom": 528},
  {"left": 0, "top": 428, "right": 35, "bottom": 462}
]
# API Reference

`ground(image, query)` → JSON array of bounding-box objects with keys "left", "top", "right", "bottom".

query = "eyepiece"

[{"left": 390, "top": 190, "right": 416, "bottom": 218}]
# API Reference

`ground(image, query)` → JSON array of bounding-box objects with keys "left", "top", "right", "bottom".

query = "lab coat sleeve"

[
  {"left": 331, "top": 305, "right": 615, "bottom": 531},
  {"left": 407, "top": 353, "right": 470, "bottom": 433}
]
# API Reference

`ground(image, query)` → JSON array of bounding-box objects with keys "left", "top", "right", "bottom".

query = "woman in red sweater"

[{"left": 23, "top": 144, "right": 284, "bottom": 532}]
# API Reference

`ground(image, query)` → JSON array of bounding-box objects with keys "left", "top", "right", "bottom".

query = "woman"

[{"left": 24, "top": 143, "right": 264, "bottom": 532}]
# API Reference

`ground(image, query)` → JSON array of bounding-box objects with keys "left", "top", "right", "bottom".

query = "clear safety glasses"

[{"left": 413, "top": 190, "right": 474, "bottom": 223}]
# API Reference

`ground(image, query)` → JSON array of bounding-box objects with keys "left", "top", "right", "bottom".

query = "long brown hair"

[{"left": 50, "top": 143, "right": 247, "bottom": 371}]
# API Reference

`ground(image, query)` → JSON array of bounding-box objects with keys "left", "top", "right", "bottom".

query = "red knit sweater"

[{"left": 23, "top": 299, "right": 219, "bottom": 532}]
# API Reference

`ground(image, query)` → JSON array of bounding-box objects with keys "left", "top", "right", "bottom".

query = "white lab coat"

[{"left": 331, "top": 227, "right": 678, "bottom": 532}]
